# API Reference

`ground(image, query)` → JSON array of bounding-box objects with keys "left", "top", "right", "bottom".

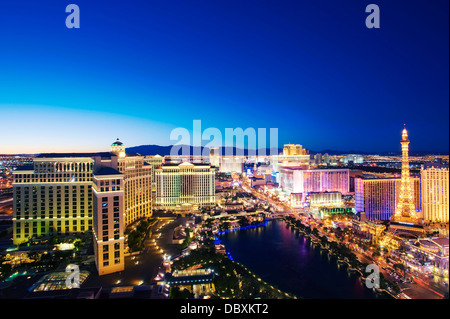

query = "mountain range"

[{"left": 126, "top": 145, "right": 448, "bottom": 157}]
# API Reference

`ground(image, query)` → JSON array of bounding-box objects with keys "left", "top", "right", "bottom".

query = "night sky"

[{"left": 0, "top": 0, "right": 448, "bottom": 154}]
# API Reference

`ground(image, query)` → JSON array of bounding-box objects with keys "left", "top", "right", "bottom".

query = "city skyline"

[
  {"left": 1, "top": 0, "right": 448, "bottom": 304},
  {"left": 0, "top": 0, "right": 449, "bottom": 154}
]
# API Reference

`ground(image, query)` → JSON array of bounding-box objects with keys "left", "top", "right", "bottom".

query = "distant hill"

[
  {"left": 126, "top": 145, "right": 448, "bottom": 157},
  {"left": 2, "top": 146, "right": 446, "bottom": 157},
  {"left": 126, "top": 145, "right": 283, "bottom": 156}
]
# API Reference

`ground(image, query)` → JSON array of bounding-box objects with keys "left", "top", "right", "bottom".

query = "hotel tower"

[{"left": 12, "top": 139, "right": 152, "bottom": 276}]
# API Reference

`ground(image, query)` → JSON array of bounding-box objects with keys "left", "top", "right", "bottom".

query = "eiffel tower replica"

[{"left": 388, "top": 126, "right": 425, "bottom": 239}]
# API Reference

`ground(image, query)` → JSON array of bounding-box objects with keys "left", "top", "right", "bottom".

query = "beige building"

[
  {"left": 92, "top": 161, "right": 125, "bottom": 276},
  {"left": 283, "top": 144, "right": 308, "bottom": 156},
  {"left": 118, "top": 157, "right": 152, "bottom": 225},
  {"left": 12, "top": 155, "right": 96, "bottom": 245},
  {"left": 307, "top": 191, "right": 342, "bottom": 207},
  {"left": 109, "top": 139, "right": 153, "bottom": 225},
  {"left": 422, "top": 164, "right": 449, "bottom": 223},
  {"left": 155, "top": 162, "right": 215, "bottom": 211},
  {"left": 12, "top": 139, "right": 152, "bottom": 276},
  {"left": 144, "top": 155, "right": 164, "bottom": 185}
]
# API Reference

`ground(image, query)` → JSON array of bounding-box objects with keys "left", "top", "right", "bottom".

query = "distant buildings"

[
  {"left": 270, "top": 144, "right": 310, "bottom": 178},
  {"left": 283, "top": 144, "right": 308, "bottom": 156},
  {"left": 342, "top": 155, "right": 364, "bottom": 165},
  {"left": 154, "top": 162, "right": 215, "bottom": 211},
  {"left": 314, "top": 153, "right": 322, "bottom": 165},
  {"left": 208, "top": 148, "right": 244, "bottom": 174},
  {"left": 312, "top": 153, "right": 331, "bottom": 165},
  {"left": 421, "top": 163, "right": 449, "bottom": 223},
  {"left": 219, "top": 157, "right": 244, "bottom": 174},
  {"left": 323, "top": 153, "right": 330, "bottom": 165}
]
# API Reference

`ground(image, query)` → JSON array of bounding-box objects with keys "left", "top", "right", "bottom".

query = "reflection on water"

[{"left": 219, "top": 219, "right": 389, "bottom": 299}]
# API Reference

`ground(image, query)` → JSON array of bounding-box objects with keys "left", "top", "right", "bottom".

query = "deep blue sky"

[{"left": 0, "top": 0, "right": 448, "bottom": 154}]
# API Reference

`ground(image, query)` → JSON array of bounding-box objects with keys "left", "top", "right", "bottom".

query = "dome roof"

[{"left": 111, "top": 138, "right": 123, "bottom": 146}]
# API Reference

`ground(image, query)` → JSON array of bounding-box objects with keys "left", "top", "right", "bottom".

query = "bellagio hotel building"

[{"left": 12, "top": 139, "right": 152, "bottom": 275}]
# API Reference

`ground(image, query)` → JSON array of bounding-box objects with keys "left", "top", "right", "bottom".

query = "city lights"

[{"left": 0, "top": 1, "right": 447, "bottom": 310}]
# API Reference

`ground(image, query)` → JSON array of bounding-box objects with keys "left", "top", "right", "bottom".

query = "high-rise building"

[
  {"left": 220, "top": 157, "right": 244, "bottom": 174},
  {"left": 207, "top": 148, "right": 244, "bottom": 174},
  {"left": 209, "top": 147, "right": 220, "bottom": 168},
  {"left": 12, "top": 139, "right": 152, "bottom": 276},
  {"left": 155, "top": 162, "right": 215, "bottom": 211},
  {"left": 323, "top": 153, "right": 330, "bottom": 165},
  {"left": 421, "top": 163, "right": 449, "bottom": 223},
  {"left": 283, "top": 144, "right": 308, "bottom": 156},
  {"left": 144, "top": 155, "right": 164, "bottom": 186},
  {"left": 92, "top": 158, "right": 125, "bottom": 276},
  {"left": 12, "top": 154, "right": 97, "bottom": 245},
  {"left": 270, "top": 144, "right": 310, "bottom": 181},
  {"left": 117, "top": 163, "right": 152, "bottom": 225},
  {"left": 314, "top": 153, "right": 322, "bottom": 165},
  {"left": 355, "top": 176, "right": 421, "bottom": 221},
  {"left": 109, "top": 139, "right": 153, "bottom": 225},
  {"left": 279, "top": 167, "right": 350, "bottom": 195}
]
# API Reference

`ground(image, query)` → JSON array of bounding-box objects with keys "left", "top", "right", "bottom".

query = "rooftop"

[
  {"left": 36, "top": 152, "right": 114, "bottom": 159},
  {"left": 93, "top": 166, "right": 123, "bottom": 176},
  {"left": 165, "top": 269, "right": 214, "bottom": 285},
  {"left": 14, "top": 165, "right": 34, "bottom": 171},
  {"left": 111, "top": 138, "right": 123, "bottom": 146}
]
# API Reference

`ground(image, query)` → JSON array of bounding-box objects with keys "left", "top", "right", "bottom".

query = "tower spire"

[{"left": 393, "top": 125, "right": 417, "bottom": 222}]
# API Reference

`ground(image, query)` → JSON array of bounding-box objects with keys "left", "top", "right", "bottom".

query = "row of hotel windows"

[
  {"left": 15, "top": 221, "right": 93, "bottom": 237},
  {"left": 16, "top": 205, "right": 92, "bottom": 216},
  {"left": 16, "top": 212, "right": 93, "bottom": 219},
  {"left": 100, "top": 186, "right": 121, "bottom": 192},
  {"left": 16, "top": 194, "right": 92, "bottom": 201},
  {"left": 15, "top": 187, "right": 92, "bottom": 197},
  {"left": 15, "top": 173, "right": 91, "bottom": 179},
  {"left": 34, "top": 164, "right": 92, "bottom": 173},
  {"left": 15, "top": 176, "right": 92, "bottom": 183},
  {"left": 100, "top": 179, "right": 121, "bottom": 186}
]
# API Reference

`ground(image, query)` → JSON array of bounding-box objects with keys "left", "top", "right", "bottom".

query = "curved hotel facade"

[{"left": 155, "top": 162, "right": 215, "bottom": 211}]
